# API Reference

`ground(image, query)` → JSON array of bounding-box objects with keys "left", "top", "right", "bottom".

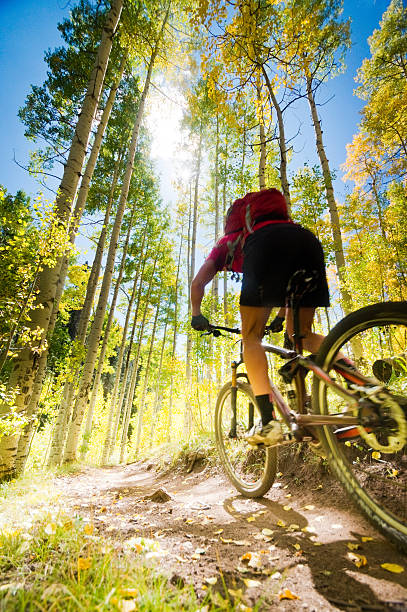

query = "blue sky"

[{"left": 0, "top": 0, "right": 390, "bottom": 204}]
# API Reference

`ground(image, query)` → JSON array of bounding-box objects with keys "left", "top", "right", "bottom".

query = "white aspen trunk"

[
  {"left": 306, "top": 77, "right": 352, "bottom": 313},
  {"left": 166, "top": 231, "right": 183, "bottom": 441},
  {"left": 63, "top": 26, "right": 166, "bottom": 463},
  {"left": 134, "top": 292, "right": 161, "bottom": 456},
  {"left": 184, "top": 131, "right": 202, "bottom": 437},
  {"left": 212, "top": 114, "right": 220, "bottom": 299},
  {"left": 47, "top": 165, "right": 118, "bottom": 468},
  {"left": 0, "top": 0, "right": 123, "bottom": 481},
  {"left": 15, "top": 83, "right": 126, "bottom": 474},
  {"left": 262, "top": 66, "right": 291, "bottom": 213},
  {"left": 81, "top": 211, "right": 134, "bottom": 457},
  {"left": 100, "top": 228, "right": 148, "bottom": 464},
  {"left": 307, "top": 78, "right": 363, "bottom": 361},
  {"left": 256, "top": 83, "right": 266, "bottom": 191},
  {"left": 148, "top": 310, "right": 169, "bottom": 449},
  {"left": 106, "top": 249, "right": 149, "bottom": 462},
  {"left": 119, "top": 253, "right": 158, "bottom": 463}
]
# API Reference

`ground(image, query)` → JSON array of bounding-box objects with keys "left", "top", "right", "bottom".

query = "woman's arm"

[{"left": 190, "top": 259, "right": 217, "bottom": 316}]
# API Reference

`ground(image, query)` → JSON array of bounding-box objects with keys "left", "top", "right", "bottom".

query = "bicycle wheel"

[
  {"left": 312, "top": 301, "right": 407, "bottom": 549},
  {"left": 215, "top": 379, "right": 277, "bottom": 497}
]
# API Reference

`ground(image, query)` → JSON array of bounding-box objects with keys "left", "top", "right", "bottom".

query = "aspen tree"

[
  {"left": 47, "top": 159, "right": 121, "bottom": 468},
  {"left": 0, "top": 0, "right": 123, "bottom": 480},
  {"left": 81, "top": 209, "right": 135, "bottom": 457},
  {"left": 63, "top": 5, "right": 170, "bottom": 463},
  {"left": 134, "top": 287, "right": 163, "bottom": 456},
  {"left": 119, "top": 251, "right": 160, "bottom": 463},
  {"left": 101, "top": 228, "right": 148, "bottom": 464}
]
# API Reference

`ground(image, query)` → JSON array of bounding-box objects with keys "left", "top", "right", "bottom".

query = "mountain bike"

[{"left": 204, "top": 274, "right": 407, "bottom": 550}]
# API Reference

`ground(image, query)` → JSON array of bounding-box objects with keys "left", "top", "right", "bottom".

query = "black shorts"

[{"left": 240, "top": 223, "right": 330, "bottom": 308}]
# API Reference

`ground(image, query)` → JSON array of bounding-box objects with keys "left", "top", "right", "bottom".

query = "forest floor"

[{"left": 2, "top": 452, "right": 407, "bottom": 611}]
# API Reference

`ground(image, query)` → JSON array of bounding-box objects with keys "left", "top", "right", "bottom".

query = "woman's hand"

[{"left": 191, "top": 314, "right": 210, "bottom": 331}]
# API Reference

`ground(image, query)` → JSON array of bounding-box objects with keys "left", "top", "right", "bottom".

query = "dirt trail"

[{"left": 54, "top": 462, "right": 407, "bottom": 611}]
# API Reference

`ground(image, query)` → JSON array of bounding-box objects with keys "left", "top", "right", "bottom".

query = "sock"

[{"left": 255, "top": 394, "right": 275, "bottom": 426}]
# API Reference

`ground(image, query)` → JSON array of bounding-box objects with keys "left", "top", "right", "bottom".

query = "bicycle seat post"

[{"left": 291, "top": 296, "right": 304, "bottom": 355}]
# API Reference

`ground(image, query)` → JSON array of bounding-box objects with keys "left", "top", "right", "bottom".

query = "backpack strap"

[
  {"left": 245, "top": 203, "right": 254, "bottom": 234},
  {"left": 225, "top": 234, "right": 243, "bottom": 270}
]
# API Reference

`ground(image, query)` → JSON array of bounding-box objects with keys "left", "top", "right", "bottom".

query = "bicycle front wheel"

[
  {"left": 312, "top": 301, "right": 407, "bottom": 549},
  {"left": 215, "top": 380, "right": 277, "bottom": 497}
]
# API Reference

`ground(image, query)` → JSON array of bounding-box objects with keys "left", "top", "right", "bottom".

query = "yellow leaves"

[
  {"left": 347, "top": 542, "right": 360, "bottom": 551},
  {"left": 381, "top": 563, "right": 404, "bottom": 574},
  {"left": 279, "top": 588, "right": 300, "bottom": 600},
  {"left": 84, "top": 523, "right": 94, "bottom": 536},
  {"left": 361, "top": 536, "right": 373, "bottom": 543},
  {"left": 372, "top": 451, "right": 381, "bottom": 460},
  {"left": 347, "top": 553, "right": 367, "bottom": 568},
  {"left": 277, "top": 520, "right": 286, "bottom": 528},
  {"left": 283, "top": 505, "right": 292, "bottom": 512},
  {"left": 77, "top": 556, "right": 92, "bottom": 571}
]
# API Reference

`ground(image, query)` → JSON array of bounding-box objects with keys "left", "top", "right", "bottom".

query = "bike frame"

[{"left": 210, "top": 324, "right": 382, "bottom": 441}]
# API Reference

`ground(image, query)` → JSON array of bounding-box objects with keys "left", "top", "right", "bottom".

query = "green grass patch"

[{"left": 0, "top": 513, "right": 202, "bottom": 610}]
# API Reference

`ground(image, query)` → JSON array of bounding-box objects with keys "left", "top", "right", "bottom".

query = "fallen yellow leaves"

[
  {"left": 381, "top": 563, "right": 404, "bottom": 574},
  {"left": 347, "top": 552, "right": 367, "bottom": 568},
  {"left": 279, "top": 588, "right": 300, "bottom": 600},
  {"left": 84, "top": 523, "right": 94, "bottom": 536},
  {"left": 347, "top": 542, "right": 360, "bottom": 551}
]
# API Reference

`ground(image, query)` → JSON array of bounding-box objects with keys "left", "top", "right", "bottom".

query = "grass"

[{"left": 0, "top": 467, "right": 253, "bottom": 611}]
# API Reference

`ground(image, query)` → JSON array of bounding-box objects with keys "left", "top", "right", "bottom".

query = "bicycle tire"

[
  {"left": 311, "top": 301, "right": 407, "bottom": 550},
  {"left": 215, "top": 380, "right": 277, "bottom": 497}
]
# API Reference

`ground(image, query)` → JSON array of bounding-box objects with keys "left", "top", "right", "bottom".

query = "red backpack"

[{"left": 224, "top": 188, "right": 289, "bottom": 272}]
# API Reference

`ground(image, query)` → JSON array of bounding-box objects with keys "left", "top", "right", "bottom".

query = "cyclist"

[{"left": 190, "top": 187, "right": 336, "bottom": 447}]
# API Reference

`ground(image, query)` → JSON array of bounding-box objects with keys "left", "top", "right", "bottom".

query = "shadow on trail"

[{"left": 223, "top": 495, "right": 407, "bottom": 611}]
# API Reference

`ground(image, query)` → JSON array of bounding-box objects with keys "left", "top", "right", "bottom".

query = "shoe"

[{"left": 245, "top": 420, "right": 283, "bottom": 447}]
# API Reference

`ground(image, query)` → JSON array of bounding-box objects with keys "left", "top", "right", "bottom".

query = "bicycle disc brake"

[{"left": 357, "top": 394, "right": 407, "bottom": 453}]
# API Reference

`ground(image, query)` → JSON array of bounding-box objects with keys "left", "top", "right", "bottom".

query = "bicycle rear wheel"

[
  {"left": 215, "top": 380, "right": 277, "bottom": 497},
  {"left": 312, "top": 301, "right": 407, "bottom": 549}
]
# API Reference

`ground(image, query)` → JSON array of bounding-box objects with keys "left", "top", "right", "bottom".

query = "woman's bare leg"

[
  {"left": 285, "top": 307, "right": 347, "bottom": 360},
  {"left": 240, "top": 305, "right": 272, "bottom": 396}
]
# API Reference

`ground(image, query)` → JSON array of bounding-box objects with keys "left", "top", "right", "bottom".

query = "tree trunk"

[
  {"left": 262, "top": 66, "right": 291, "bottom": 213},
  {"left": 167, "top": 230, "right": 183, "bottom": 441},
  {"left": 100, "top": 228, "right": 148, "bottom": 464},
  {"left": 306, "top": 77, "right": 352, "bottom": 313},
  {"left": 119, "top": 251, "right": 159, "bottom": 463},
  {"left": 63, "top": 23, "right": 166, "bottom": 463},
  {"left": 212, "top": 114, "right": 220, "bottom": 299},
  {"left": 81, "top": 210, "right": 134, "bottom": 457},
  {"left": 0, "top": 0, "right": 123, "bottom": 481},
  {"left": 134, "top": 290, "right": 162, "bottom": 456},
  {"left": 256, "top": 83, "right": 266, "bottom": 191},
  {"left": 106, "top": 246, "right": 150, "bottom": 462},
  {"left": 149, "top": 308, "right": 169, "bottom": 449},
  {"left": 47, "top": 162, "right": 119, "bottom": 468},
  {"left": 184, "top": 136, "right": 202, "bottom": 437}
]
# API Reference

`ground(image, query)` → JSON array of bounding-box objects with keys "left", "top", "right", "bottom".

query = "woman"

[{"left": 190, "top": 188, "right": 333, "bottom": 446}]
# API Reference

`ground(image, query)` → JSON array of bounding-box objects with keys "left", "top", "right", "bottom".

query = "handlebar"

[
  {"left": 202, "top": 325, "right": 241, "bottom": 337},
  {"left": 201, "top": 324, "right": 277, "bottom": 337}
]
